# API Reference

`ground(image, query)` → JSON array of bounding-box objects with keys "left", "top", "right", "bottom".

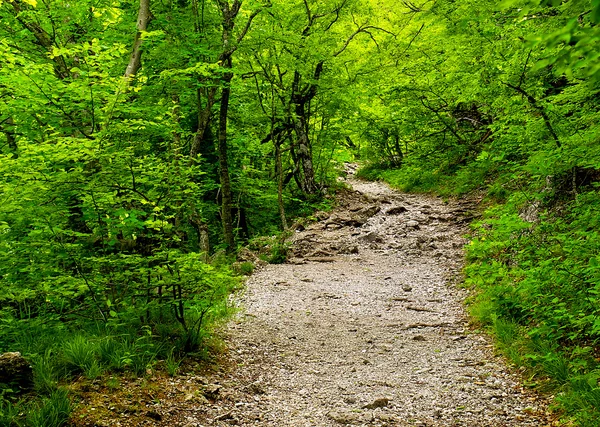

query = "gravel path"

[{"left": 182, "top": 170, "right": 550, "bottom": 427}]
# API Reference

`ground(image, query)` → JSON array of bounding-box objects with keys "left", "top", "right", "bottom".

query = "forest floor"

[{"left": 72, "top": 166, "right": 555, "bottom": 427}]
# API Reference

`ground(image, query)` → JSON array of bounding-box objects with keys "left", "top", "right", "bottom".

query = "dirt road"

[{"left": 192, "top": 169, "right": 548, "bottom": 426}]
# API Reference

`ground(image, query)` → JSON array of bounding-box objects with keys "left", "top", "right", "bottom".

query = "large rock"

[
  {"left": 386, "top": 206, "right": 408, "bottom": 215},
  {"left": 0, "top": 352, "right": 33, "bottom": 391}
]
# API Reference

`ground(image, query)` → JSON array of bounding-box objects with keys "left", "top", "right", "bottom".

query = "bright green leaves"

[{"left": 20, "top": 0, "right": 37, "bottom": 6}]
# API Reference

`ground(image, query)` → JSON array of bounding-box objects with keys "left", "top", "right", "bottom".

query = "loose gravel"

[{"left": 189, "top": 169, "right": 550, "bottom": 427}]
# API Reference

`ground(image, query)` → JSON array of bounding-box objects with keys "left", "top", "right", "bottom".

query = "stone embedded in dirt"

[
  {"left": 326, "top": 215, "right": 367, "bottom": 228},
  {"left": 363, "top": 397, "right": 390, "bottom": 409},
  {"left": 386, "top": 206, "right": 408, "bottom": 215},
  {"left": 361, "top": 231, "right": 380, "bottom": 242},
  {"left": 0, "top": 352, "right": 33, "bottom": 391},
  {"left": 146, "top": 411, "right": 162, "bottom": 421},
  {"left": 402, "top": 284, "right": 413, "bottom": 292},
  {"left": 202, "top": 384, "right": 221, "bottom": 400},
  {"left": 310, "top": 249, "right": 335, "bottom": 258},
  {"left": 292, "top": 222, "right": 306, "bottom": 231},
  {"left": 315, "top": 211, "right": 331, "bottom": 221},
  {"left": 235, "top": 247, "right": 268, "bottom": 271},
  {"left": 406, "top": 220, "right": 420, "bottom": 228},
  {"left": 215, "top": 412, "right": 236, "bottom": 422},
  {"left": 413, "top": 335, "right": 427, "bottom": 341},
  {"left": 358, "top": 205, "right": 381, "bottom": 218}
]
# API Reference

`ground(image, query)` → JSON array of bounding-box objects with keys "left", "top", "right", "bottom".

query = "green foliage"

[
  {"left": 0, "top": 400, "right": 20, "bottom": 427},
  {"left": 27, "top": 389, "right": 70, "bottom": 427},
  {"left": 236, "top": 262, "right": 255, "bottom": 276},
  {"left": 0, "top": 0, "right": 372, "bottom": 423},
  {"left": 4, "top": 0, "right": 598, "bottom": 423},
  {"left": 248, "top": 233, "right": 292, "bottom": 265},
  {"left": 165, "top": 347, "right": 182, "bottom": 377},
  {"left": 464, "top": 190, "right": 600, "bottom": 422},
  {"left": 62, "top": 336, "right": 100, "bottom": 377}
]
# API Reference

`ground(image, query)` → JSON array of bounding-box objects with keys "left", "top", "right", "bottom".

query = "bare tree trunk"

[
  {"left": 275, "top": 139, "right": 288, "bottom": 230},
  {"left": 290, "top": 64, "right": 323, "bottom": 195},
  {"left": 125, "top": 0, "right": 152, "bottom": 78},
  {"left": 213, "top": 0, "right": 261, "bottom": 252},
  {"left": 189, "top": 88, "right": 217, "bottom": 160},
  {"left": 199, "top": 222, "right": 211, "bottom": 262},
  {"left": 218, "top": 64, "right": 235, "bottom": 252},
  {"left": 293, "top": 103, "right": 317, "bottom": 194}
]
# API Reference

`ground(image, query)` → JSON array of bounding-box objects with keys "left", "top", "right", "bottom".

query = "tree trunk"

[
  {"left": 189, "top": 88, "right": 217, "bottom": 160},
  {"left": 275, "top": 138, "right": 288, "bottom": 230},
  {"left": 218, "top": 66, "right": 235, "bottom": 252},
  {"left": 289, "top": 61, "right": 324, "bottom": 196},
  {"left": 9, "top": 1, "right": 70, "bottom": 79},
  {"left": 125, "top": 0, "right": 152, "bottom": 78},
  {"left": 216, "top": 2, "right": 237, "bottom": 252},
  {"left": 293, "top": 102, "right": 318, "bottom": 194}
]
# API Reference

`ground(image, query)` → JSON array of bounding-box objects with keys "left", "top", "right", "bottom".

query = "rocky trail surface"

[
  {"left": 187, "top": 168, "right": 550, "bottom": 427},
  {"left": 74, "top": 168, "right": 551, "bottom": 427}
]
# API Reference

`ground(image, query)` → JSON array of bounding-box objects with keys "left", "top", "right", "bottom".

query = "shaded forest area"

[{"left": 0, "top": 0, "right": 599, "bottom": 425}]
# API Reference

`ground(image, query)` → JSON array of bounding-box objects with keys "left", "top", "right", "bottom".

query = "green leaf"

[{"left": 593, "top": 0, "right": 600, "bottom": 24}]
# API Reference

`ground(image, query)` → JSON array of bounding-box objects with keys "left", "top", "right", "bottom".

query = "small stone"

[
  {"left": 386, "top": 206, "right": 408, "bottom": 215},
  {"left": 215, "top": 412, "right": 234, "bottom": 421},
  {"left": 361, "top": 231, "right": 379, "bottom": 242},
  {"left": 363, "top": 397, "right": 389, "bottom": 409},
  {"left": 146, "top": 411, "right": 162, "bottom": 421},
  {"left": 402, "top": 284, "right": 413, "bottom": 292},
  {"left": 406, "top": 220, "right": 420, "bottom": 228},
  {"left": 202, "top": 384, "right": 221, "bottom": 400},
  {"left": 359, "top": 206, "right": 381, "bottom": 218},
  {"left": 413, "top": 335, "right": 426, "bottom": 341}
]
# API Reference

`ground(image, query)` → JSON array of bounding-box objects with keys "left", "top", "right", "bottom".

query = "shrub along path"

[{"left": 73, "top": 168, "right": 552, "bottom": 426}]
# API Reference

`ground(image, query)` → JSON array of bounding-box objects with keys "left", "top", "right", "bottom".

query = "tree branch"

[
  {"left": 504, "top": 82, "right": 561, "bottom": 148},
  {"left": 235, "top": 8, "right": 262, "bottom": 45},
  {"left": 333, "top": 25, "right": 395, "bottom": 57},
  {"left": 124, "top": 0, "right": 153, "bottom": 78}
]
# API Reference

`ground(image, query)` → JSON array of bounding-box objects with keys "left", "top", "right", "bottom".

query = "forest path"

[{"left": 188, "top": 167, "right": 550, "bottom": 427}]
